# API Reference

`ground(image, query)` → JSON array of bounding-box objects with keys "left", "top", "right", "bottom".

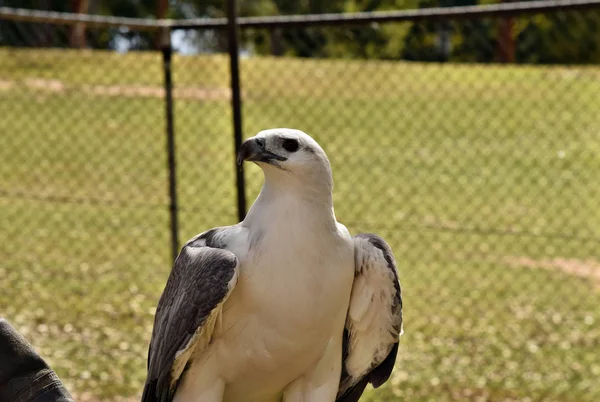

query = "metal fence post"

[
  {"left": 160, "top": 27, "right": 180, "bottom": 262},
  {"left": 226, "top": 0, "right": 247, "bottom": 222}
]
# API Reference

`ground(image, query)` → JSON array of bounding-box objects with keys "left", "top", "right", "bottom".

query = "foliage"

[
  {"left": 1, "top": 0, "right": 599, "bottom": 63},
  {"left": 516, "top": 12, "right": 600, "bottom": 64}
]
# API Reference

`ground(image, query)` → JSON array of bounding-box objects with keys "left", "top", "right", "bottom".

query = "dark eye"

[{"left": 282, "top": 139, "right": 299, "bottom": 153}]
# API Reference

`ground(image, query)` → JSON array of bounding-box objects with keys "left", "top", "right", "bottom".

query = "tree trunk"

[
  {"left": 495, "top": 0, "right": 515, "bottom": 63},
  {"left": 155, "top": 0, "right": 168, "bottom": 49},
  {"left": 69, "top": 0, "right": 88, "bottom": 48}
]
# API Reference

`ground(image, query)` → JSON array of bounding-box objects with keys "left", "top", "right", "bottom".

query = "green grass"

[{"left": 1, "top": 48, "right": 600, "bottom": 401}]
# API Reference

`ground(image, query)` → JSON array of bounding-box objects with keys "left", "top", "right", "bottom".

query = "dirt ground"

[
  {"left": 504, "top": 256, "right": 600, "bottom": 287},
  {"left": 0, "top": 78, "right": 231, "bottom": 100}
]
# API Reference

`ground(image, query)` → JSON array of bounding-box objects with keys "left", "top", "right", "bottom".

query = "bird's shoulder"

[
  {"left": 335, "top": 221, "right": 353, "bottom": 241},
  {"left": 183, "top": 224, "right": 249, "bottom": 256},
  {"left": 333, "top": 222, "right": 356, "bottom": 258}
]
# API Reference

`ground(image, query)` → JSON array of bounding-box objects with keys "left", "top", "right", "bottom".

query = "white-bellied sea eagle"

[{"left": 142, "top": 128, "right": 403, "bottom": 402}]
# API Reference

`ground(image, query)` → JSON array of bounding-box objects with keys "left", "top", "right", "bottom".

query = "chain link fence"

[{"left": 1, "top": 2, "right": 600, "bottom": 401}]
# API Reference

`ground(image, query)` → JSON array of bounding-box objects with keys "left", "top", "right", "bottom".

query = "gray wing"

[
  {"left": 141, "top": 229, "right": 239, "bottom": 402},
  {"left": 337, "top": 234, "right": 403, "bottom": 402}
]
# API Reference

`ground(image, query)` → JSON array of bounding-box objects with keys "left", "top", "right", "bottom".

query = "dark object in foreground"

[{"left": 0, "top": 317, "right": 74, "bottom": 402}]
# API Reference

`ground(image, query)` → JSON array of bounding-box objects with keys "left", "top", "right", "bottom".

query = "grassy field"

[{"left": 1, "top": 48, "right": 600, "bottom": 401}]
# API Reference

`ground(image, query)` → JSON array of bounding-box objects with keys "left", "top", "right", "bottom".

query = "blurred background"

[{"left": 1, "top": 0, "right": 599, "bottom": 401}]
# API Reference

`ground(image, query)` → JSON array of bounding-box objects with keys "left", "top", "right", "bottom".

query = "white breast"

[{"left": 209, "top": 219, "right": 354, "bottom": 398}]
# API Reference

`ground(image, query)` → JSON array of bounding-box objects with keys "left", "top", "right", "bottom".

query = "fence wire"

[{"left": 1, "top": 5, "right": 600, "bottom": 402}]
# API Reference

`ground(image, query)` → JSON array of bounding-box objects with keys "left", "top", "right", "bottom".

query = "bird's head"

[{"left": 238, "top": 128, "right": 333, "bottom": 193}]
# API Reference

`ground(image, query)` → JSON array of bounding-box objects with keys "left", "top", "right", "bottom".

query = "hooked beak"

[{"left": 237, "top": 137, "right": 287, "bottom": 166}]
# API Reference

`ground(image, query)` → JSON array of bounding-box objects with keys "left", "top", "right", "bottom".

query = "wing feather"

[
  {"left": 337, "top": 233, "right": 403, "bottom": 402},
  {"left": 141, "top": 234, "right": 239, "bottom": 402}
]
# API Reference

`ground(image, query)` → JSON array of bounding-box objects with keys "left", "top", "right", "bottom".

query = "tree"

[
  {"left": 516, "top": 10, "right": 600, "bottom": 64},
  {"left": 0, "top": 0, "right": 68, "bottom": 47},
  {"left": 69, "top": 0, "right": 88, "bottom": 48}
]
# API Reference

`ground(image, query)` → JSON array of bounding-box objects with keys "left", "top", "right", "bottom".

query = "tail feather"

[
  {"left": 336, "top": 377, "right": 369, "bottom": 402},
  {"left": 141, "top": 380, "right": 158, "bottom": 402}
]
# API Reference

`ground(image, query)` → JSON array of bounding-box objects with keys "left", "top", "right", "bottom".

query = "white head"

[{"left": 238, "top": 128, "right": 333, "bottom": 196}]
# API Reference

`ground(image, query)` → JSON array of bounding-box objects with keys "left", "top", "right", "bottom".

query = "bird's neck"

[{"left": 243, "top": 177, "right": 337, "bottom": 234}]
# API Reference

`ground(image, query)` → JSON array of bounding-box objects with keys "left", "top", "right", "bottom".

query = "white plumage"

[{"left": 142, "top": 129, "right": 403, "bottom": 402}]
